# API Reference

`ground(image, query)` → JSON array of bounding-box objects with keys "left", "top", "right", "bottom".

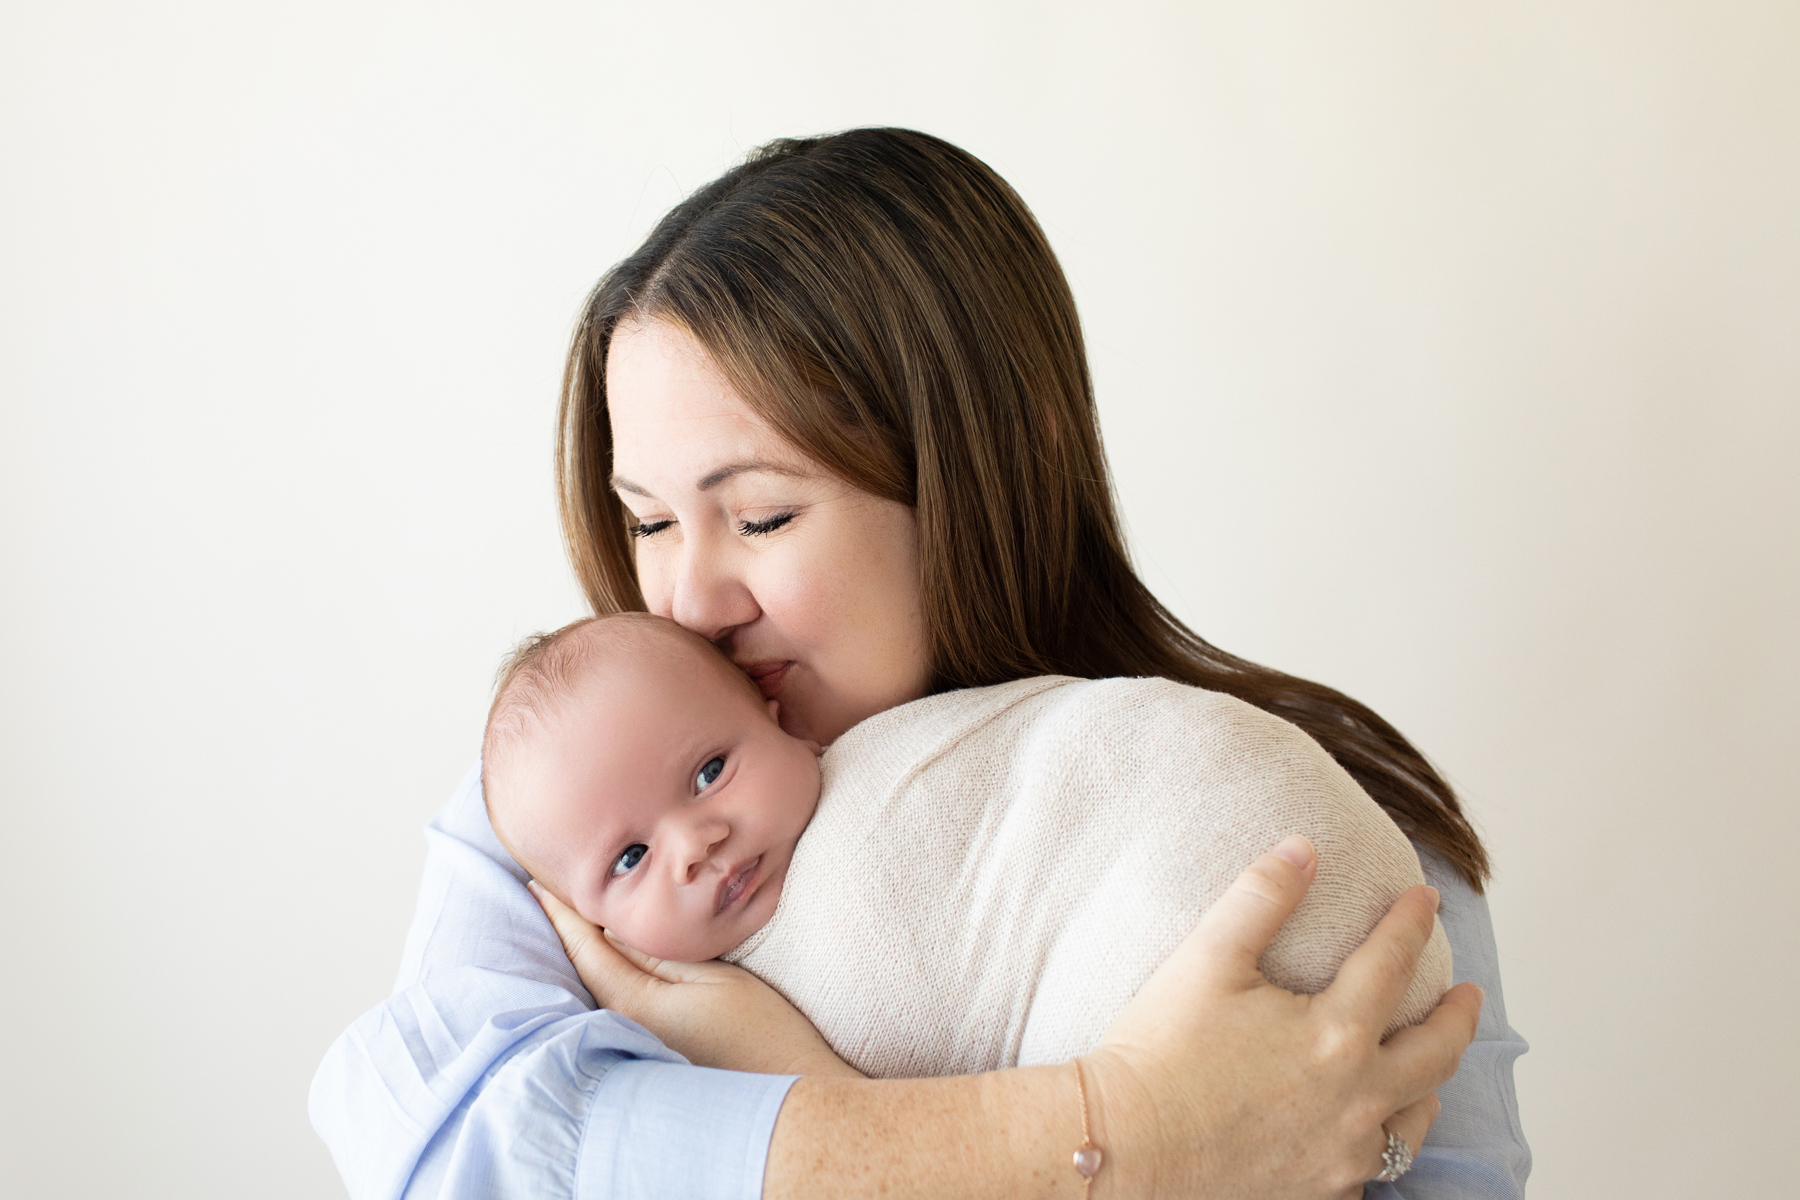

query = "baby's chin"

[
  {"left": 608, "top": 923, "right": 754, "bottom": 963},
  {"left": 612, "top": 884, "right": 786, "bottom": 963}
]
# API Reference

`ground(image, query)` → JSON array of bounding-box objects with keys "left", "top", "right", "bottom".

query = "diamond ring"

[{"left": 1374, "top": 1129, "right": 1415, "bottom": 1182}]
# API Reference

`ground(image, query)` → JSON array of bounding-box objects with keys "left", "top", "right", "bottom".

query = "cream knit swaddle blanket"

[{"left": 723, "top": 675, "right": 1452, "bottom": 1079}]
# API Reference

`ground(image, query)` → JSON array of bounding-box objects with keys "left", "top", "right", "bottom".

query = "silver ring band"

[{"left": 1374, "top": 1129, "right": 1415, "bottom": 1183}]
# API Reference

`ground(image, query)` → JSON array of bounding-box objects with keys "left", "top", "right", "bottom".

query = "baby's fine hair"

[
  {"left": 480, "top": 612, "right": 757, "bottom": 808},
  {"left": 484, "top": 617, "right": 596, "bottom": 773}
]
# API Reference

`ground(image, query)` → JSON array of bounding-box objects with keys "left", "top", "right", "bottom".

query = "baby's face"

[{"left": 500, "top": 632, "right": 822, "bottom": 961}]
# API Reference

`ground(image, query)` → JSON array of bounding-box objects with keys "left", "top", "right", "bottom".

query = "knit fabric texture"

[{"left": 722, "top": 675, "right": 1452, "bottom": 1079}]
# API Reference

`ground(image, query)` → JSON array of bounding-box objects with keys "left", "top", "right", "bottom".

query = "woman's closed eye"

[
  {"left": 611, "top": 843, "right": 648, "bottom": 876},
  {"left": 628, "top": 512, "right": 791, "bottom": 538},
  {"left": 696, "top": 756, "right": 725, "bottom": 791},
  {"left": 738, "top": 512, "right": 794, "bottom": 536}
]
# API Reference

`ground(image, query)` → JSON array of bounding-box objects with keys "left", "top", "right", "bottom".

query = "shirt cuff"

[{"left": 580, "top": 1059, "right": 799, "bottom": 1200}]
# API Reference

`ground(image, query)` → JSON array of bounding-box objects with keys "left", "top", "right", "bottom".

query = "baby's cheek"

[
  {"left": 603, "top": 892, "right": 691, "bottom": 960},
  {"left": 574, "top": 898, "right": 610, "bottom": 930}
]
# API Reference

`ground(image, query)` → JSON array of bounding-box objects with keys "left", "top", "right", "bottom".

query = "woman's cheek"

[
  {"left": 632, "top": 544, "right": 670, "bottom": 615},
  {"left": 751, "top": 547, "right": 843, "bottom": 647}
]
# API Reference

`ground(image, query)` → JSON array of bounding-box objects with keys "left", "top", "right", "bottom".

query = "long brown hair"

[{"left": 557, "top": 128, "right": 1489, "bottom": 889}]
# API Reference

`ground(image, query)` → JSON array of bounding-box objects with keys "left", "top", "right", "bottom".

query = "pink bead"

[{"left": 1073, "top": 1146, "right": 1103, "bottom": 1178}]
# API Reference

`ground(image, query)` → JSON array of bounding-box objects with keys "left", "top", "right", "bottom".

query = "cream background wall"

[{"left": 2, "top": 2, "right": 1795, "bottom": 1197}]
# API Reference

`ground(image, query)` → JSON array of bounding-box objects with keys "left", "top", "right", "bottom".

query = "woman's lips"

[
  {"left": 715, "top": 855, "right": 763, "bottom": 915},
  {"left": 740, "top": 660, "right": 792, "bottom": 699}
]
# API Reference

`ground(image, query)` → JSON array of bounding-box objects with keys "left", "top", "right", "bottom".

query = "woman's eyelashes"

[
  {"left": 696, "top": 756, "right": 725, "bottom": 791},
  {"left": 627, "top": 511, "right": 794, "bottom": 538},
  {"left": 611, "top": 843, "right": 648, "bottom": 877},
  {"left": 738, "top": 511, "right": 795, "bottom": 536}
]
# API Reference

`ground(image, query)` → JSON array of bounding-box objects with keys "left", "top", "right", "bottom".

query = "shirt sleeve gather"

[{"left": 1367, "top": 845, "right": 1532, "bottom": 1200}]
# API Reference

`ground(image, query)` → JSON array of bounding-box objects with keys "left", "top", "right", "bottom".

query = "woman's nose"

[{"left": 665, "top": 539, "right": 759, "bottom": 642}]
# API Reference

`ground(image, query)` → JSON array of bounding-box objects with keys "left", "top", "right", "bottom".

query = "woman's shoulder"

[
  {"left": 822, "top": 675, "right": 1079, "bottom": 770},
  {"left": 1026, "top": 676, "right": 1411, "bottom": 844},
  {"left": 1045, "top": 675, "right": 1335, "bottom": 764},
  {"left": 822, "top": 673, "right": 1349, "bottom": 801},
  {"left": 829, "top": 673, "right": 1323, "bottom": 759}
]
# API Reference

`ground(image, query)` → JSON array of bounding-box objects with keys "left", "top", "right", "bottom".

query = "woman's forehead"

[
  {"left": 607, "top": 316, "right": 715, "bottom": 381},
  {"left": 607, "top": 322, "right": 820, "bottom": 494}
]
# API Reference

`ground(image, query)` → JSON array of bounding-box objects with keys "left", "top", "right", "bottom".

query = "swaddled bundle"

[{"left": 724, "top": 675, "right": 1452, "bottom": 1079}]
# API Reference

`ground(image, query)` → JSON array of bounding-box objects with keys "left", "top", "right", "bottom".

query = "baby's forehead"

[
  {"left": 570, "top": 618, "right": 735, "bottom": 693},
  {"left": 577, "top": 617, "right": 760, "bottom": 700}
]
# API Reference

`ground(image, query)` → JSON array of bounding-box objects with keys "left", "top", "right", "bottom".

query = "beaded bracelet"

[{"left": 1071, "top": 1058, "right": 1104, "bottom": 1192}]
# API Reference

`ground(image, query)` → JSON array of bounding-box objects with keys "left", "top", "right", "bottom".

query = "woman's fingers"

[
  {"left": 1100, "top": 836, "right": 1318, "bottom": 1068},
  {"left": 1377, "top": 981, "right": 1485, "bottom": 1104},
  {"left": 1324, "top": 883, "right": 1441, "bottom": 1034},
  {"left": 1377, "top": 1092, "right": 1440, "bottom": 1177},
  {"left": 1088, "top": 836, "right": 1484, "bottom": 1200},
  {"left": 599, "top": 928, "right": 720, "bottom": 985},
  {"left": 529, "top": 879, "right": 855, "bottom": 1074},
  {"left": 1183, "top": 835, "right": 1319, "bottom": 988},
  {"left": 527, "top": 880, "right": 653, "bottom": 1007}
]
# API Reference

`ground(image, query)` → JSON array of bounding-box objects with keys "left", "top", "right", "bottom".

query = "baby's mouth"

[{"left": 715, "top": 856, "right": 763, "bottom": 915}]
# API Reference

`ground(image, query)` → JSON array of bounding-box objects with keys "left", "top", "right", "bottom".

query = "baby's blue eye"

[
  {"left": 696, "top": 756, "right": 725, "bottom": 791},
  {"left": 612, "top": 844, "right": 647, "bottom": 876}
]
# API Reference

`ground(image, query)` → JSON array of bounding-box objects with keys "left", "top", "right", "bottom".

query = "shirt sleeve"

[
  {"left": 308, "top": 764, "right": 800, "bottom": 1200},
  {"left": 1366, "top": 845, "right": 1533, "bottom": 1200}
]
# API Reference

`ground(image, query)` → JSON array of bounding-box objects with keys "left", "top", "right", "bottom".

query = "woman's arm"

[
  {"left": 549, "top": 836, "right": 1484, "bottom": 1199},
  {"left": 1374, "top": 847, "right": 1531, "bottom": 1200},
  {"left": 309, "top": 765, "right": 799, "bottom": 1200}
]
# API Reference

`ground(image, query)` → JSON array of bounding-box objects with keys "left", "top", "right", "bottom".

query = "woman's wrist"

[
  {"left": 982, "top": 1065, "right": 1120, "bottom": 1200},
  {"left": 1077, "top": 1047, "right": 1165, "bottom": 1200},
  {"left": 766, "top": 1065, "right": 1112, "bottom": 1200}
]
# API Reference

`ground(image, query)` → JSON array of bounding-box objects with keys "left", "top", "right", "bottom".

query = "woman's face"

[{"left": 605, "top": 318, "right": 932, "bottom": 746}]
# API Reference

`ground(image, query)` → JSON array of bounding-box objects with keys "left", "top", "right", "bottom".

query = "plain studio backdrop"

[{"left": 2, "top": 2, "right": 1796, "bottom": 1197}]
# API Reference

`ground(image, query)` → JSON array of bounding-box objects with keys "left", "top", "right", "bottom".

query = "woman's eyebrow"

[
  {"left": 695, "top": 461, "right": 809, "bottom": 491},
  {"left": 611, "top": 462, "right": 809, "bottom": 497}
]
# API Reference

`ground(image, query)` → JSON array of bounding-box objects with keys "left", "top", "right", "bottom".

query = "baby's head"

[{"left": 482, "top": 613, "right": 822, "bottom": 961}]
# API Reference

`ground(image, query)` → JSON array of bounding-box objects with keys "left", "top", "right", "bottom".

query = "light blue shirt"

[{"left": 311, "top": 763, "right": 1530, "bottom": 1200}]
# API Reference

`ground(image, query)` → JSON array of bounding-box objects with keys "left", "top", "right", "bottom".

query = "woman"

[{"left": 311, "top": 128, "right": 1528, "bottom": 1199}]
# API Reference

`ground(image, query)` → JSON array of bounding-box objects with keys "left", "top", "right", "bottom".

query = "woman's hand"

[
  {"left": 529, "top": 881, "right": 862, "bottom": 1079},
  {"left": 1085, "top": 835, "right": 1483, "bottom": 1199}
]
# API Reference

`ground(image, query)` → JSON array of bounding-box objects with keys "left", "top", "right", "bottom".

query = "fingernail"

[
  {"left": 1425, "top": 885, "right": 1441, "bottom": 912},
  {"left": 526, "top": 879, "right": 542, "bottom": 898},
  {"left": 1272, "top": 835, "right": 1314, "bottom": 870}
]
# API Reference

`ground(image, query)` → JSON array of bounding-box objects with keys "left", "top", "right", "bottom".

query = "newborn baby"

[{"left": 483, "top": 612, "right": 1451, "bottom": 1078}]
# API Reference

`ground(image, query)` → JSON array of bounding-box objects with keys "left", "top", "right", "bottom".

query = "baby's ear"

[{"left": 766, "top": 697, "right": 823, "bottom": 756}]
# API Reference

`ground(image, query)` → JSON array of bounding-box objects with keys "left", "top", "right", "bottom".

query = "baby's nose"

[{"left": 669, "top": 814, "right": 732, "bottom": 883}]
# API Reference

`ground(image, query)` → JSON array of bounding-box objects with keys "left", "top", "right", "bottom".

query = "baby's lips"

[{"left": 714, "top": 854, "right": 763, "bottom": 914}]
